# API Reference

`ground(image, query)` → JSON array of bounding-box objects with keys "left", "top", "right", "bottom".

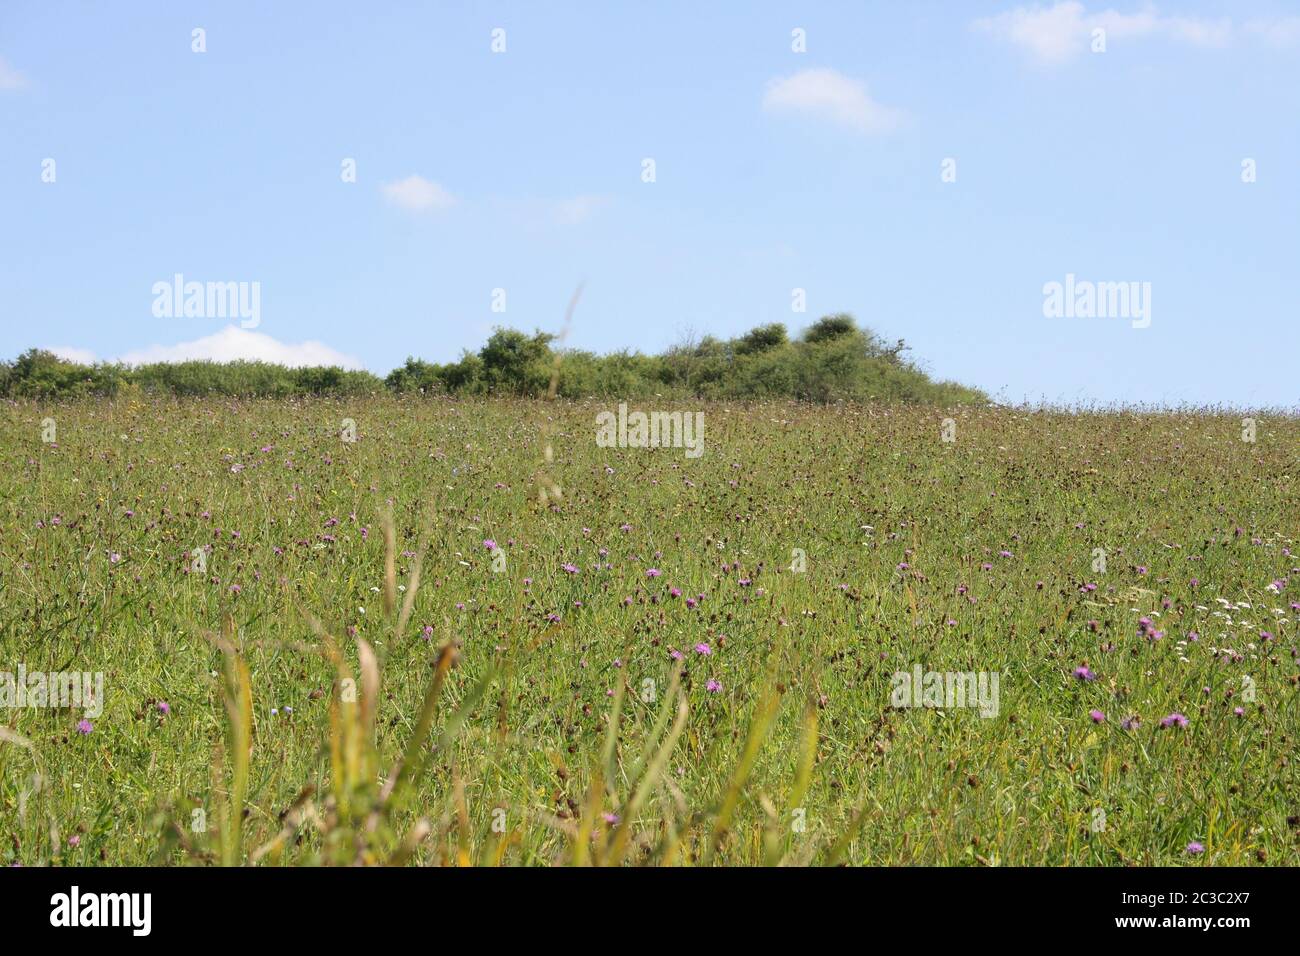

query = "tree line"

[{"left": 2, "top": 315, "right": 986, "bottom": 404}]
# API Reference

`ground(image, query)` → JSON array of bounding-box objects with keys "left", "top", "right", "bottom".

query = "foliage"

[{"left": 3, "top": 315, "right": 987, "bottom": 405}]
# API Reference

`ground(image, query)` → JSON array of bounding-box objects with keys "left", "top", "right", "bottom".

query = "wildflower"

[
  {"left": 76, "top": 720, "right": 93, "bottom": 735},
  {"left": 483, "top": 539, "right": 496, "bottom": 551},
  {"left": 706, "top": 680, "right": 722, "bottom": 693},
  {"left": 645, "top": 568, "right": 662, "bottom": 578},
  {"left": 562, "top": 563, "right": 579, "bottom": 574},
  {"left": 669, "top": 587, "right": 682, "bottom": 598},
  {"left": 1073, "top": 666, "right": 1095, "bottom": 682},
  {"left": 157, "top": 701, "right": 170, "bottom": 715},
  {"left": 1160, "top": 713, "right": 1189, "bottom": 728},
  {"left": 1121, "top": 716, "right": 1140, "bottom": 731},
  {"left": 1186, "top": 841, "right": 1205, "bottom": 855},
  {"left": 1089, "top": 709, "right": 1106, "bottom": 723},
  {"left": 694, "top": 643, "right": 711, "bottom": 656}
]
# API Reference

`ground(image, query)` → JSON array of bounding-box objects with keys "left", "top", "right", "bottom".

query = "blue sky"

[{"left": 2, "top": 1, "right": 1297, "bottom": 407}]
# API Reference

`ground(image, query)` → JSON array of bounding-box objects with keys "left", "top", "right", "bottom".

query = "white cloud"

[
  {"left": 46, "top": 346, "right": 98, "bottom": 365},
  {"left": 380, "top": 174, "right": 456, "bottom": 212},
  {"left": 0, "top": 55, "right": 27, "bottom": 91},
  {"left": 60, "top": 326, "right": 364, "bottom": 369},
  {"left": 762, "top": 68, "right": 902, "bottom": 134},
  {"left": 1243, "top": 16, "right": 1300, "bottom": 47},
  {"left": 551, "top": 195, "right": 608, "bottom": 225},
  {"left": 973, "top": 3, "right": 1236, "bottom": 64}
]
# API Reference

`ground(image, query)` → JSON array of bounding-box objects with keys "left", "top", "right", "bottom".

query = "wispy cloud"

[
  {"left": 969, "top": 2, "right": 1294, "bottom": 65},
  {"left": 1243, "top": 16, "right": 1300, "bottom": 48},
  {"left": 762, "top": 68, "right": 902, "bottom": 135},
  {"left": 551, "top": 195, "right": 608, "bottom": 226},
  {"left": 47, "top": 346, "right": 98, "bottom": 365},
  {"left": 0, "top": 55, "right": 28, "bottom": 91},
  {"left": 53, "top": 327, "right": 364, "bottom": 369},
  {"left": 380, "top": 174, "right": 456, "bottom": 213}
]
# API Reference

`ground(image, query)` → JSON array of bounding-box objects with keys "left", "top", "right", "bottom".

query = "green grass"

[{"left": 1, "top": 396, "right": 1296, "bottom": 865}]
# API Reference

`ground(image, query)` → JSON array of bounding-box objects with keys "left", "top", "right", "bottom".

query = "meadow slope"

[{"left": 0, "top": 397, "right": 1296, "bottom": 865}]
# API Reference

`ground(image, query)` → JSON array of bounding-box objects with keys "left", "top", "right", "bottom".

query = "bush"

[{"left": 1, "top": 315, "right": 987, "bottom": 404}]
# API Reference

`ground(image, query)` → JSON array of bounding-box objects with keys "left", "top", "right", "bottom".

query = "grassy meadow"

[{"left": 1, "top": 395, "right": 1297, "bottom": 866}]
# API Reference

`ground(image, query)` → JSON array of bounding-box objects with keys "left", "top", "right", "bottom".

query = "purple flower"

[
  {"left": 1073, "top": 666, "right": 1096, "bottom": 682},
  {"left": 76, "top": 719, "right": 93, "bottom": 735},
  {"left": 157, "top": 701, "right": 170, "bottom": 715},
  {"left": 1120, "top": 716, "right": 1140, "bottom": 731},
  {"left": 561, "top": 563, "right": 579, "bottom": 574},
  {"left": 645, "top": 568, "right": 662, "bottom": 578},
  {"left": 1186, "top": 841, "right": 1205, "bottom": 855},
  {"left": 483, "top": 539, "right": 496, "bottom": 551},
  {"left": 1160, "top": 712, "right": 1189, "bottom": 728},
  {"left": 706, "top": 680, "right": 722, "bottom": 693},
  {"left": 1089, "top": 709, "right": 1106, "bottom": 723},
  {"left": 694, "top": 643, "right": 711, "bottom": 656}
]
